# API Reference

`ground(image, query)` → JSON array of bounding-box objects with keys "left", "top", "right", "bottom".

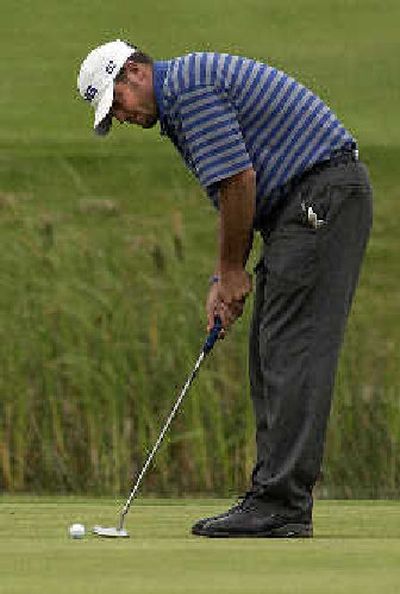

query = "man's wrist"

[{"left": 219, "top": 265, "right": 248, "bottom": 279}]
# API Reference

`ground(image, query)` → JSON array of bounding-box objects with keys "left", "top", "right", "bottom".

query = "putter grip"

[{"left": 203, "top": 316, "right": 222, "bottom": 354}]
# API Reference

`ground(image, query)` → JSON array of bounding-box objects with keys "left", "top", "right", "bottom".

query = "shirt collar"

[{"left": 153, "top": 60, "right": 170, "bottom": 134}]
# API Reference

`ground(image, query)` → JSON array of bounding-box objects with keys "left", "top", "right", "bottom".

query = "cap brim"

[{"left": 94, "top": 83, "right": 114, "bottom": 136}]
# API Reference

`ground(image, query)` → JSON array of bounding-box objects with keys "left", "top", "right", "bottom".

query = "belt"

[
  {"left": 305, "top": 145, "right": 359, "bottom": 177},
  {"left": 254, "top": 144, "right": 359, "bottom": 230}
]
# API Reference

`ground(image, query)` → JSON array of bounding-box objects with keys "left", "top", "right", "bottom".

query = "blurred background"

[{"left": 0, "top": 0, "right": 398, "bottom": 498}]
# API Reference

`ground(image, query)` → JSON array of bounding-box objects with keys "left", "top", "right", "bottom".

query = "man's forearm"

[{"left": 217, "top": 168, "right": 256, "bottom": 275}]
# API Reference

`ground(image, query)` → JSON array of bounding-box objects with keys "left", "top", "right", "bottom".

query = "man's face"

[{"left": 111, "top": 62, "right": 158, "bottom": 129}]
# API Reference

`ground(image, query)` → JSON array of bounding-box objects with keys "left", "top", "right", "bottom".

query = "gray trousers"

[{"left": 250, "top": 157, "right": 373, "bottom": 517}]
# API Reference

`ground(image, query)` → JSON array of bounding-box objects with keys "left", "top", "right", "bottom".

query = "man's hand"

[{"left": 206, "top": 269, "right": 252, "bottom": 334}]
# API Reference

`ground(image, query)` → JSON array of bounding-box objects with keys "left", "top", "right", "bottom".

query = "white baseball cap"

[{"left": 77, "top": 40, "right": 135, "bottom": 136}]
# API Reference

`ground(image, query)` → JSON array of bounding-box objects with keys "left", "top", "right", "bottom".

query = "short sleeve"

[{"left": 176, "top": 87, "right": 252, "bottom": 187}]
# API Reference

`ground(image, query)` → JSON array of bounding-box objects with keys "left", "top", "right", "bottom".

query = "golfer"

[{"left": 77, "top": 40, "right": 373, "bottom": 538}]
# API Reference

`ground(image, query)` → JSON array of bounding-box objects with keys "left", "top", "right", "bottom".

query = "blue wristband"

[{"left": 209, "top": 275, "right": 220, "bottom": 285}]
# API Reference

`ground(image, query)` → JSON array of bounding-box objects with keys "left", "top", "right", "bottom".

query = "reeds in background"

[{"left": 0, "top": 148, "right": 398, "bottom": 498}]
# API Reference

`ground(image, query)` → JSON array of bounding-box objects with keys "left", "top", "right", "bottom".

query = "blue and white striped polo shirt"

[{"left": 153, "top": 53, "right": 355, "bottom": 224}]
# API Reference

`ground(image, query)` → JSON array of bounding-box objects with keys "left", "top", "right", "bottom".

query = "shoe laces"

[
  {"left": 234, "top": 488, "right": 259, "bottom": 512},
  {"left": 231, "top": 463, "right": 264, "bottom": 513}
]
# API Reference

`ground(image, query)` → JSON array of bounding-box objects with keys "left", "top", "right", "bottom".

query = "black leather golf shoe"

[{"left": 192, "top": 494, "right": 312, "bottom": 538}]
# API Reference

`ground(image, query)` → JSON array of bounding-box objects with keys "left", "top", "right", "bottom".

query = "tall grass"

[
  {"left": 0, "top": 178, "right": 249, "bottom": 495},
  {"left": 0, "top": 147, "right": 398, "bottom": 498}
]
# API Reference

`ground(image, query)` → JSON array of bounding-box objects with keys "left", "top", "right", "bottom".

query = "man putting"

[{"left": 77, "top": 40, "right": 373, "bottom": 538}]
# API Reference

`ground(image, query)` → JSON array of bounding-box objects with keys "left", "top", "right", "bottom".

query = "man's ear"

[{"left": 125, "top": 60, "right": 145, "bottom": 83}]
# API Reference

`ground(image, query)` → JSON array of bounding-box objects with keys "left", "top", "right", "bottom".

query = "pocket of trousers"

[{"left": 263, "top": 226, "right": 318, "bottom": 291}]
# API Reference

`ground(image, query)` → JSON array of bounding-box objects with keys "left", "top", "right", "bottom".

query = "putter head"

[{"left": 92, "top": 525, "right": 129, "bottom": 538}]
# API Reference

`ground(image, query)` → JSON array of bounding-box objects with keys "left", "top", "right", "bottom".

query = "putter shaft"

[{"left": 118, "top": 350, "right": 206, "bottom": 530}]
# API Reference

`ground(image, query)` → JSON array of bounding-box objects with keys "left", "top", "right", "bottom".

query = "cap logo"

[
  {"left": 105, "top": 60, "right": 117, "bottom": 75},
  {"left": 84, "top": 85, "right": 98, "bottom": 102}
]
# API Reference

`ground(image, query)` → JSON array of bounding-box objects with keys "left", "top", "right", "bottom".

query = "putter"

[{"left": 93, "top": 316, "right": 222, "bottom": 538}]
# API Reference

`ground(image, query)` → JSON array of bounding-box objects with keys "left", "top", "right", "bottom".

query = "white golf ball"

[{"left": 69, "top": 523, "right": 85, "bottom": 539}]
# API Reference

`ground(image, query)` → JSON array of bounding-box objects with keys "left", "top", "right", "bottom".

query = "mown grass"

[
  {"left": 0, "top": 0, "right": 399, "bottom": 496},
  {"left": 0, "top": 497, "right": 400, "bottom": 594}
]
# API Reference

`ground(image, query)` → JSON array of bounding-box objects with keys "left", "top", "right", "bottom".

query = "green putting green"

[{"left": 1, "top": 497, "right": 399, "bottom": 593}]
